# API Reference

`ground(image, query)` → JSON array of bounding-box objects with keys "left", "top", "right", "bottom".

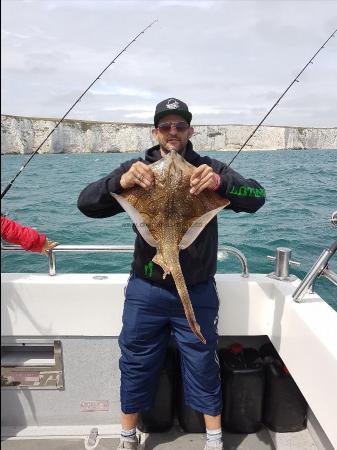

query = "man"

[{"left": 77, "top": 98, "right": 266, "bottom": 450}]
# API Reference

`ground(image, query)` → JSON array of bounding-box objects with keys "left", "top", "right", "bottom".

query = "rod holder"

[{"left": 292, "top": 240, "right": 337, "bottom": 302}]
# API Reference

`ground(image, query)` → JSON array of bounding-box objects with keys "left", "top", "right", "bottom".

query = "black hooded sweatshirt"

[{"left": 77, "top": 142, "right": 266, "bottom": 288}]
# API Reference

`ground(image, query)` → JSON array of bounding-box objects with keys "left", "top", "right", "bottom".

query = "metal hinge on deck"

[{"left": 85, "top": 427, "right": 99, "bottom": 450}]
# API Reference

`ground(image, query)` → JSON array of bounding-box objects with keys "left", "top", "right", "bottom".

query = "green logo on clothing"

[
  {"left": 144, "top": 261, "right": 154, "bottom": 278},
  {"left": 229, "top": 185, "right": 266, "bottom": 198}
]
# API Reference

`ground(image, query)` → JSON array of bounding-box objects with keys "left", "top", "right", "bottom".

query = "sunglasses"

[{"left": 157, "top": 121, "right": 190, "bottom": 132}]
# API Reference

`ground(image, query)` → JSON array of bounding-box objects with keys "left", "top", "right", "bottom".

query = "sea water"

[{"left": 1, "top": 149, "right": 336, "bottom": 310}]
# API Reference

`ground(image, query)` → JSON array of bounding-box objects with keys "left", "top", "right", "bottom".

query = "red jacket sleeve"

[{"left": 1, "top": 216, "right": 46, "bottom": 252}]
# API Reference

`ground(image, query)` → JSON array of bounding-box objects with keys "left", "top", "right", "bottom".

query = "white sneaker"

[
  {"left": 203, "top": 443, "right": 224, "bottom": 450},
  {"left": 116, "top": 438, "right": 140, "bottom": 450}
]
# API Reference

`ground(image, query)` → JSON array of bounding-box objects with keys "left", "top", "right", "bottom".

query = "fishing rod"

[
  {"left": 1, "top": 19, "right": 158, "bottom": 200},
  {"left": 227, "top": 28, "right": 336, "bottom": 167}
]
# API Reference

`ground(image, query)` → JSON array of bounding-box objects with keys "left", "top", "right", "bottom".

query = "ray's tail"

[{"left": 167, "top": 251, "right": 207, "bottom": 345}]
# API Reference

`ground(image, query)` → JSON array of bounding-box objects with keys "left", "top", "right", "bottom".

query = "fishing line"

[
  {"left": 1, "top": 19, "right": 158, "bottom": 200},
  {"left": 227, "top": 28, "right": 336, "bottom": 167}
]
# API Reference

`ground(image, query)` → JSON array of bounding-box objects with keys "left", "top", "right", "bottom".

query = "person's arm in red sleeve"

[{"left": 1, "top": 216, "right": 57, "bottom": 254}]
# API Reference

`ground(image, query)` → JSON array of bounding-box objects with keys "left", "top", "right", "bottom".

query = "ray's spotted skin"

[{"left": 111, "top": 150, "right": 230, "bottom": 344}]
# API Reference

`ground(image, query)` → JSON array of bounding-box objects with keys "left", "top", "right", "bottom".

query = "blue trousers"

[{"left": 119, "top": 274, "right": 222, "bottom": 416}]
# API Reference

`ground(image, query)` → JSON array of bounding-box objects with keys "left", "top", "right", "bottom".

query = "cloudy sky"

[{"left": 1, "top": 0, "right": 337, "bottom": 127}]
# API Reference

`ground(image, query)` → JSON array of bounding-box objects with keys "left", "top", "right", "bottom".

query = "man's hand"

[
  {"left": 190, "top": 164, "right": 219, "bottom": 195},
  {"left": 120, "top": 162, "right": 154, "bottom": 190},
  {"left": 41, "top": 238, "right": 58, "bottom": 256}
]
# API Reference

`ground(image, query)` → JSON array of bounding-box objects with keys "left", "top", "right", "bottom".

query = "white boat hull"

[{"left": 1, "top": 273, "right": 337, "bottom": 449}]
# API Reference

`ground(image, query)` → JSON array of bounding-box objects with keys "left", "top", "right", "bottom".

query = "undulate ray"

[{"left": 111, "top": 150, "right": 230, "bottom": 344}]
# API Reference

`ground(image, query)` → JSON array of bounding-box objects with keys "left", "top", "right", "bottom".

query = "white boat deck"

[
  {"left": 1, "top": 425, "right": 319, "bottom": 450},
  {"left": 1, "top": 272, "right": 337, "bottom": 450}
]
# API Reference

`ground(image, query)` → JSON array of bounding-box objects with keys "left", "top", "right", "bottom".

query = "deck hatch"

[{"left": 1, "top": 339, "right": 64, "bottom": 389}]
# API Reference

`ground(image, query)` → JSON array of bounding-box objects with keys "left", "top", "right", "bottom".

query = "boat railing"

[
  {"left": 1, "top": 244, "right": 249, "bottom": 278},
  {"left": 292, "top": 239, "right": 337, "bottom": 302}
]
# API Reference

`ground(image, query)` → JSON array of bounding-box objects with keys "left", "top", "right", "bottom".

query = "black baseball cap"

[{"left": 154, "top": 98, "right": 192, "bottom": 127}]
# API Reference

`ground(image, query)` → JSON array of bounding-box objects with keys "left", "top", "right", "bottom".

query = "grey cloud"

[{"left": 1, "top": 0, "right": 337, "bottom": 127}]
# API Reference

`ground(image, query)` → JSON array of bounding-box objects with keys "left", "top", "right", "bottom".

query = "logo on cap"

[{"left": 166, "top": 98, "right": 180, "bottom": 110}]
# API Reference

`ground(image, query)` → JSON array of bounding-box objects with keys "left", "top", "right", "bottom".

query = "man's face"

[{"left": 152, "top": 114, "right": 194, "bottom": 155}]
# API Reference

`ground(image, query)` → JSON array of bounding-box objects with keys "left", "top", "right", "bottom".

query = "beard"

[{"left": 160, "top": 139, "right": 187, "bottom": 155}]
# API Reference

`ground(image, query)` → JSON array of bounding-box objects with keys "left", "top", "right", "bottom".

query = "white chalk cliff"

[{"left": 1, "top": 115, "right": 336, "bottom": 154}]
